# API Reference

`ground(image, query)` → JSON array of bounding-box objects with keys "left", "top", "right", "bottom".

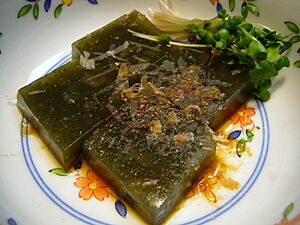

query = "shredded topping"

[
  {"left": 148, "top": 82, "right": 165, "bottom": 96},
  {"left": 122, "top": 83, "right": 143, "bottom": 99},
  {"left": 167, "top": 111, "right": 180, "bottom": 125},
  {"left": 80, "top": 41, "right": 130, "bottom": 69},
  {"left": 110, "top": 61, "right": 226, "bottom": 130},
  {"left": 173, "top": 132, "right": 194, "bottom": 144},
  {"left": 117, "top": 63, "right": 129, "bottom": 79},
  {"left": 149, "top": 120, "right": 163, "bottom": 134},
  {"left": 80, "top": 51, "right": 95, "bottom": 70}
]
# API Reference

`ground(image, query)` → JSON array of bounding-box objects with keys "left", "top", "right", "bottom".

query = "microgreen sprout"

[
  {"left": 127, "top": 29, "right": 211, "bottom": 48},
  {"left": 144, "top": 0, "right": 300, "bottom": 101},
  {"left": 180, "top": 8, "right": 299, "bottom": 101}
]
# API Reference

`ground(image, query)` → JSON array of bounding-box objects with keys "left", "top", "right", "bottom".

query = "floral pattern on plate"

[
  {"left": 48, "top": 160, "right": 128, "bottom": 218},
  {"left": 17, "top": 0, "right": 98, "bottom": 19},
  {"left": 74, "top": 169, "right": 110, "bottom": 202},
  {"left": 275, "top": 203, "right": 300, "bottom": 225},
  {"left": 187, "top": 103, "right": 258, "bottom": 205},
  {"left": 45, "top": 96, "right": 264, "bottom": 223},
  {"left": 74, "top": 167, "right": 128, "bottom": 218}
]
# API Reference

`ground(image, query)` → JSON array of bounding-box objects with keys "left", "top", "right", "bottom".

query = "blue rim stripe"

[
  {"left": 21, "top": 118, "right": 96, "bottom": 225},
  {"left": 47, "top": 53, "right": 72, "bottom": 73},
  {"left": 20, "top": 53, "right": 270, "bottom": 225}
]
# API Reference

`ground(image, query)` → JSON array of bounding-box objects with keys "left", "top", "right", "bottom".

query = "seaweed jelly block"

[
  {"left": 83, "top": 43, "right": 252, "bottom": 224},
  {"left": 72, "top": 10, "right": 161, "bottom": 58},
  {"left": 17, "top": 10, "right": 162, "bottom": 168},
  {"left": 84, "top": 114, "right": 215, "bottom": 225},
  {"left": 17, "top": 58, "right": 119, "bottom": 168},
  {"left": 18, "top": 9, "right": 253, "bottom": 225}
]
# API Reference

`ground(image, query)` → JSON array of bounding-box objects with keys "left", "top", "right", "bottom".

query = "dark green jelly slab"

[
  {"left": 18, "top": 9, "right": 253, "bottom": 224},
  {"left": 83, "top": 45, "right": 252, "bottom": 224},
  {"left": 17, "top": 10, "right": 164, "bottom": 168},
  {"left": 17, "top": 58, "right": 119, "bottom": 168},
  {"left": 206, "top": 55, "right": 252, "bottom": 130},
  {"left": 84, "top": 114, "right": 215, "bottom": 225},
  {"left": 72, "top": 10, "right": 161, "bottom": 58}
]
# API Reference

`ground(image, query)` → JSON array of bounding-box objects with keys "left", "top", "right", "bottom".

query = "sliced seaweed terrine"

[
  {"left": 17, "top": 10, "right": 162, "bottom": 168},
  {"left": 17, "top": 10, "right": 252, "bottom": 225},
  {"left": 83, "top": 43, "right": 251, "bottom": 224}
]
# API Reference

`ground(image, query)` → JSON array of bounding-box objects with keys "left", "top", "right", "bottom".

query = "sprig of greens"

[
  {"left": 135, "top": 1, "right": 299, "bottom": 100},
  {"left": 184, "top": 8, "right": 299, "bottom": 101}
]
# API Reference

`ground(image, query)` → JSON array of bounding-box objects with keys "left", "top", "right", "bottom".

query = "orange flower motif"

[
  {"left": 74, "top": 169, "right": 109, "bottom": 201},
  {"left": 210, "top": 0, "right": 219, "bottom": 5},
  {"left": 230, "top": 105, "right": 256, "bottom": 127},
  {"left": 275, "top": 214, "right": 300, "bottom": 225}
]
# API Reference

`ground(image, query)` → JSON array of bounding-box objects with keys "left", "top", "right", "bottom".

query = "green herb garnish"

[
  {"left": 159, "top": 33, "right": 171, "bottom": 43},
  {"left": 183, "top": 8, "right": 299, "bottom": 101},
  {"left": 134, "top": 2, "right": 300, "bottom": 101}
]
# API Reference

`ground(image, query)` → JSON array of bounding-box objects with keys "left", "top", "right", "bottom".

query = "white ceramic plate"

[{"left": 0, "top": 1, "right": 300, "bottom": 225}]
